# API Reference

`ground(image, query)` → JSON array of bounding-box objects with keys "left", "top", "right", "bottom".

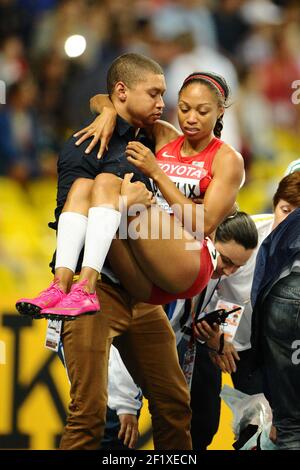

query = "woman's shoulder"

[
  {"left": 152, "top": 120, "right": 181, "bottom": 152},
  {"left": 214, "top": 141, "right": 244, "bottom": 166},
  {"left": 212, "top": 141, "right": 244, "bottom": 181}
]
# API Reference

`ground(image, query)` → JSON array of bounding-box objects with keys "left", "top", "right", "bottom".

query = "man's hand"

[
  {"left": 126, "top": 141, "right": 161, "bottom": 179},
  {"left": 269, "top": 424, "right": 277, "bottom": 443},
  {"left": 121, "top": 173, "right": 154, "bottom": 209},
  {"left": 194, "top": 320, "right": 220, "bottom": 351},
  {"left": 118, "top": 414, "right": 139, "bottom": 449},
  {"left": 73, "top": 107, "right": 117, "bottom": 159}
]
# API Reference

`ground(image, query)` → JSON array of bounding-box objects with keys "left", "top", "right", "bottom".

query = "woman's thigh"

[
  {"left": 107, "top": 237, "right": 153, "bottom": 301},
  {"left": 126, "top": 206, "right": 203, "bottom": 293}
]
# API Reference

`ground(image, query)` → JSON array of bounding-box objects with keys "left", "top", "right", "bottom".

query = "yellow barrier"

[{"left": 2, "top": 160, "right": 294, "bottom": 450}]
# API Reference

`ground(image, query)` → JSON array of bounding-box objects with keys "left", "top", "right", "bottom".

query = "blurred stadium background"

[{"left": 0, "top": 0, "right": 299, "bottom": 450}]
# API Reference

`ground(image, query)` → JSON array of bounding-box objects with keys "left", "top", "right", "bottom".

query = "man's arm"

[
  {"left": 108, "top": 346, "right": 142, "bottom": 448},
  {"left": 118, "top": 414, "right": 139, "bottom": 449}
]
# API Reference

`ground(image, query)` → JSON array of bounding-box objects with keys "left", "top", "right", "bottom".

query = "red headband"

[{"left": 183, "top": 74, "right": 225, "bottom": 97}]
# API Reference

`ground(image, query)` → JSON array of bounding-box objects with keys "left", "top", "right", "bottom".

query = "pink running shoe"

[
  {"left": 41, "top": 281, "right": 100, "bottom": 320},
  {"left": 16, "top": 281, "right": 66, "bottom": 318}
]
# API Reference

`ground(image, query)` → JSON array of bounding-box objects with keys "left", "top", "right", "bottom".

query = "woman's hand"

[
  {"left": 121, "top": 173, "right": 154, "bottom": 209},
  {"left": 73, "top": 107, "right": 117, "bottom": 159},
  {"left": 209, "top": 340, "right": 240, "bottom": 374},
  {"left": 126, "top": 141, "right": 162, "bottom": 179}
]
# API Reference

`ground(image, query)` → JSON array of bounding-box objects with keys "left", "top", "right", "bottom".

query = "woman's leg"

[
  {"left": 44, "top": 175, "right": 208, "bottom": 316},
  {"left": 77, "top": 173, "right": 123, "bottom": 292},
  {"left": 107, "top": 237, "right": 153, "bottom": 301},
  {"left": 41, "top": 174, "right": 125, "bottom": 318},
  {"left": 16, "top": 177, "right": 94, "bottom": 316},
  {"left": 73, "top": 175, "right": 203, "bottom": 297},
  {"left": 55, "top": 177, "right": 94, "bottom": 292},
  {"left": 106, "top": 206, "right": 207, "bottom": 303},
  {"left": 127, "top": 205, "right": 204, "bottom": 294}
]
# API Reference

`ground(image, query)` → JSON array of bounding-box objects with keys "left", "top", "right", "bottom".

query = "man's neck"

[{"left": 113, "top": 101, "right": 143, "bottom": 130}]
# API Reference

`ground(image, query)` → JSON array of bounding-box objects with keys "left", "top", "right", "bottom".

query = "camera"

[{"left": 196, "top": 306, "right": 241, "bottom": 327}]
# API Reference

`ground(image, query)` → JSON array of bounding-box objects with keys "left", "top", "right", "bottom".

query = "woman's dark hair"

[
  {"left": 215, "top": 211, "right": 258, "bottom": 250},
  {"left": 179, "top": 72, "right": 230, "bottom": 138},
  {"left": 273, "top": 171, "right": 300, "bottom": 209}
]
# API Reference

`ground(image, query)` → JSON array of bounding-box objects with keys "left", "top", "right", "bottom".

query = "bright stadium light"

[{"left": 64, "top": 35, "right": 86, "bottom": 58}]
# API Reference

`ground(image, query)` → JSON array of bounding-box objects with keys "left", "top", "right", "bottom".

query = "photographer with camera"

[
  {"left": 169, "top": 211, "right": 258, "bottom": 450},
  {"left": 171, "top": 170, "right": 300, "bottom": 450}
]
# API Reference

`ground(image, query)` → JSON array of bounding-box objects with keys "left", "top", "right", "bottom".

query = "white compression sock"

[
  {"left": 55, "top": 212, "right": 88, "bottom": 272},
  {"left": 82, "top": 206, "right": 122, "bottom": 273}
]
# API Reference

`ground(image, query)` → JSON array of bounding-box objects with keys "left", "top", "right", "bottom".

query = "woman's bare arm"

[
  {"left": 73, "top": 94, "right": 117, "bottom": 159},
  {"left": 201, "top": 147, "right": 244, "bottom": 235},
  {"left": 126, "top": 142, "right": 244, "bottom": 237},
  {"left": 75, "top": 94, "right": 181, "bottom": 158},
  {"left": 151, "top": 120, "right": 181, "bottom": 152},
  {"left": 90, "top": 94, "right": 113, "bottom": 114}
]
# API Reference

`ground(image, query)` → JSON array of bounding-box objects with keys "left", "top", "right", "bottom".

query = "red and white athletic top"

[{"left": 153, "top": 135, "right": 223, "bottom": 213}]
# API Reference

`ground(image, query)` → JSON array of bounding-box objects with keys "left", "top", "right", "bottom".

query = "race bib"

[
  {"left": 151, "top": 163, "right": 207, "bottom": 213},
  {"left": 45, "top": 319, "right": 62, "bottom": 352},
  {"left": 215, "top": 298, "right": 244, "bottom": 343}
]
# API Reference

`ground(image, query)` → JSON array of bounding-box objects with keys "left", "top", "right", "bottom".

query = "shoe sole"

[
  {"left": 38, "top": 310, "right": 100, "bottom": 321},
  {"left": 16, "top": 302, "right": 43, "bottom": 319}
]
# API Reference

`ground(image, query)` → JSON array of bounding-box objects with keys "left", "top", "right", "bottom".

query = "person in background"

[
  {"left": 168, "top": 211, "right": 258, "bottom": 450},
  {"left": 251, "top": 206, "right": 300, "bottom": 450},
  {"left": 210, "top": 170, "right": 300, "bottom": 391},
  {"left": 168, "top": 170, "right": 300, "bottom": 449}
]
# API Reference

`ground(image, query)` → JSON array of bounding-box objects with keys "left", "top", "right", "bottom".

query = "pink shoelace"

[
  {"left": 58, "top": 283, "right": 93, "bottom": 307},
  {"left": 36, "top": 281, "right": 63, "bottom": 299}
]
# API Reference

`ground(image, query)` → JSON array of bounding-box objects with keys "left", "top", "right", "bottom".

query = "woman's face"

[
  {"left": 177, "top": 83, "right": 223, "bottom": 141},
  {"left": 273, "top": 198, "right": 297, "bottom": 229}
]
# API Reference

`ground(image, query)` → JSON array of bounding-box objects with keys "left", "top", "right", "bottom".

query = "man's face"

[
  {"left": 123, "top": 72, "right": 166, "bottom": 127},
  {"left": 212, "top": 239, "right": 254, "bottom": 279}
]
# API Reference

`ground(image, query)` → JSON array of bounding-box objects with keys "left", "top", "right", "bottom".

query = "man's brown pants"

[{"left": 60, "top": 280, "right": 192, "bottom": 450}]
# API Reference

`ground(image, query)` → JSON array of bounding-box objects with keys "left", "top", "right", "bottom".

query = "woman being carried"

[{"left": 17, "top": 69, "right": 244, "bottom": 320}]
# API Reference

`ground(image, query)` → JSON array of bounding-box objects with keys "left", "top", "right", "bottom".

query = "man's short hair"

[{"left": 107, "top": 53, "right": 164, "bottom": 96}]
